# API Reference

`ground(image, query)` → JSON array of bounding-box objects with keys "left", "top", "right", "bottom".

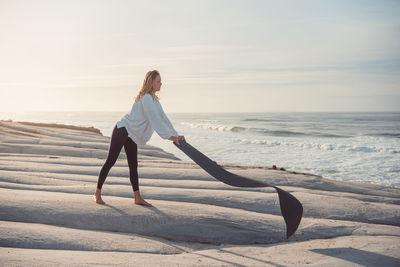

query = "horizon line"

[{"left": 1, "top": 110, "right": 399, "bottom": 114}]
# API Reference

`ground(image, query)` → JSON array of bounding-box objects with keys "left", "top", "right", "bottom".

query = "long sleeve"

[
  {"left": 156, "top": 101, "right": 179, "bottom": 136},
  {"left": 141, "top": 94, "right": 173, "bottom": 139}
]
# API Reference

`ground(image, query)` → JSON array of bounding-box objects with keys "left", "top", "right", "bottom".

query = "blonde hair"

[{"left": 134, "top": 70, "right": 160, "bottom": 102}]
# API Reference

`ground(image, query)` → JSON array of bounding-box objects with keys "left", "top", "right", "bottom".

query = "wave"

[
  {"left": 180, "top": 122, "right": 348, "bottom": 138},
  {"left": 233, "top": 138, "right": 282, "bottom": 146},
  {"left": 199, "top": 119, "right": 219, "bottom": 123},
  {"left": 242, "top": 118, "right": 284, "bottom": 122},
  {"left": 180, "top": 122, "right": 243, "bottom": 132},
  {"left": 369, "top": 133, "right": 400, "bottom": 138},
  {"left": 232, "top": 138, "right": 400, "bottom": 154}
]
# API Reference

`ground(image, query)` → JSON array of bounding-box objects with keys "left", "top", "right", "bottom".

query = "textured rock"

[{"left": 1, "top": 120, "right": 399, "bottom": 266}]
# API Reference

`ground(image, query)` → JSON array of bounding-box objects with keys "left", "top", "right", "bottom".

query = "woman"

[{"left": 94, "top": 70, "right": 185, "bottom": 206}]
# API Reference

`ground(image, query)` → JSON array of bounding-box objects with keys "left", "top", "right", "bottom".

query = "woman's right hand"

[
  {"left": 169, "top": 136, "right": 180, "bottom": 145},
  {"left": 169, "top": 135, "right": 185, "bottom": 145}
]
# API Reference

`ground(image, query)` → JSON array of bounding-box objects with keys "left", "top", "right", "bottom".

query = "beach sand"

[{"left": 0, "top": 119, "right": 399, "bottom": 266}]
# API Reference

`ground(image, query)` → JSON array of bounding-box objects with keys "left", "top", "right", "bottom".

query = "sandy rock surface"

[{"left": 1, "top": 120, "right": 399, "bottom": 266}]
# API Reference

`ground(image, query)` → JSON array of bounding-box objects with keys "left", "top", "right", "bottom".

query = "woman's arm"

[
  {"left": 155, "top": 100, "right": 186, "bottom": 144},
  {"left": 156, "top": 101, "right": 179, "bottom": 136},
  {"left": 141, "top": 94, "right": 174, "bottom": 140}
]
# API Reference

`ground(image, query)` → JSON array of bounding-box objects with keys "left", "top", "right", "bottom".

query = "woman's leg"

[
  {"left": 124, "top": 138, "right": 152, "bottom": 207},
  {"left": 94, "top": 125, "right": 128, "bottom": 204},
  {"left": 124, "top": 137, "right": 139, "bottom": 192}
]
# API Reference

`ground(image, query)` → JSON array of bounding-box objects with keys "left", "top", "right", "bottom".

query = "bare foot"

[
  {"left": 93, "top": 193, "right": 106, "bottom": 205},
  {"left": 133, "top": 191, "right": 152, "bottom": 207},
  {"left": 135, "top": 198, "right": 153, "bottom": 207}
]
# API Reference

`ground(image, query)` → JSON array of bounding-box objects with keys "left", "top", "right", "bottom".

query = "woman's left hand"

[{"left": 178, "top": 135, "right": 186, "bottom": 142}]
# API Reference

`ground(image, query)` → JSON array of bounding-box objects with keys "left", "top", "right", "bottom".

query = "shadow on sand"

[{"left": 311, "top": 247, "right": 400, "bottom": 267}]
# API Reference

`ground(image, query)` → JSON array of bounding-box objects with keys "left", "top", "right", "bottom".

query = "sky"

[{"left": 0, "top": 0, "right": 399, "bottom": 113}]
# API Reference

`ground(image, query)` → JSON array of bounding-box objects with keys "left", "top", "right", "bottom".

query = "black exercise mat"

[{"left": 174, "top": 139, "right": 303, "bottom": 238}]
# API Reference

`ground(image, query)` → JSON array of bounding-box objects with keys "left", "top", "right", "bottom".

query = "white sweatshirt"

[{"left": 116, "top": 93, "right": 179, "bottom": 147}]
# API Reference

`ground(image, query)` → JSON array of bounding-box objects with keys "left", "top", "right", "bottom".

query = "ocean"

[{"left": 1, "top": 111, "right": 399, "bottom": 188}]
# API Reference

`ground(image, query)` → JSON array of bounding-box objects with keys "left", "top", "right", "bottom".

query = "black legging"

[{"left": 97, "top": 125, "right": 139, "bottom": 191}]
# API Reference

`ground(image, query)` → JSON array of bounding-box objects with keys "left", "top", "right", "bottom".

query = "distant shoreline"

[{"left": 1, "top": 111, "right": 400, "bottom": 114}]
